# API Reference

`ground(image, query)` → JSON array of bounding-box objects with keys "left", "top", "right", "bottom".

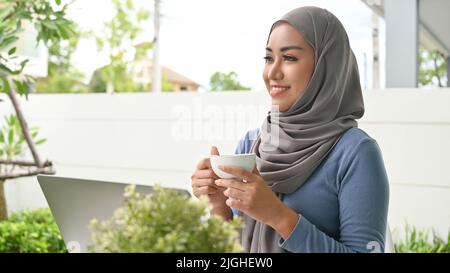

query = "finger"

[
  {"left": 210, "top": 146, "right": 220, "bottom": 156},
  {"left": 252, "top": 165, "right": 261, "bottom": 176},
  {"left": 223, "top": 187, "right": 245, "bottom": 200},
  {"left": 193, "top": 186, "right": 219, "bottom": 196},
  {"left": 218, "top": 165, "right": 257, "bottom": 182},
  {"left": 192, "top": 169, "right": 217, "bottom": 179},
  {"left": 215, "top": 178, "right": 249, "bottom": 191},
  {"left": 193, "top": 179, "right": 225, "bottom": 191},
  {"left": 226, "top": 197, "right": 242, "bottom": 209},
  {"left": 192, "top": 178, "right": 216, "bottom": 188},
  {"left": 196, "top": 157, "right": 212, "bottom": 170}
]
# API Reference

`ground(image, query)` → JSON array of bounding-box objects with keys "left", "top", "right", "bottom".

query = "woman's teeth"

[{"left": 272, "top": 87, "right": 289, "bottom": 92}]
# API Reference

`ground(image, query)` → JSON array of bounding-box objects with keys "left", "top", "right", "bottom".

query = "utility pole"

[
  {"left": 372, "top": 12, "right": 380, "bottom": 90},
  {"left": 152, "top": 0, "right": 162, "bottom": 93},
  {"left": 364, "top": 52, "right": 368, "bottom": 90}
]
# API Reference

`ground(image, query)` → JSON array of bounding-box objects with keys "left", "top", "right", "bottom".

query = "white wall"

[{"left": 1, "top": 90, "right": 449, "bottom": 240}]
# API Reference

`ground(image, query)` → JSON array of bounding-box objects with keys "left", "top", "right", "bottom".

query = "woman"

[{"left": 191, "top": 6, "right": 389, "bottom": 253}]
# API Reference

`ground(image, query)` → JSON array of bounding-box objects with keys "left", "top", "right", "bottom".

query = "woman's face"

[{"left": 263, "top": 22, "right": 315, "bottom": 112}]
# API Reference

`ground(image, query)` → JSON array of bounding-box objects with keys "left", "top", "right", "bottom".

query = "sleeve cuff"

[
  {"left": 231, "top": 207, "right": 239, "bottom": 217},
  {"left": 278, "top": 214, "right": 312, "bottom": 252}
]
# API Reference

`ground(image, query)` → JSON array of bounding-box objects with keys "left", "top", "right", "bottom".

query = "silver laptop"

[{"left": 37, "top": 174, "right": 190, "bottom": 253}]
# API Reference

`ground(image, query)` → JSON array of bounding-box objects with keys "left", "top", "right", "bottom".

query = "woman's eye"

[
  {"left": 263, "top": 56, "right": 273, "bottom": 62},
  {"left": 283, "top": 56, "right": 298, "bottom": 61},
  {"left": 263, "top": 55, "right": 298, "bottom": 63}
]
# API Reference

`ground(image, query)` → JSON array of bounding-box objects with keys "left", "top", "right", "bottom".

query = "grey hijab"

[{"left": 241, "top": 6, "right": 365, "bottom": 252}]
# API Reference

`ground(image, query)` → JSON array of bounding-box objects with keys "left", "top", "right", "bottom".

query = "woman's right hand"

[{"left": 191, "top": 146, "right": 231, "bottom": 219}]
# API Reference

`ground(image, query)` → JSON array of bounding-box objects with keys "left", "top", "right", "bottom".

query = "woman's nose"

[{"left": 268, "top": 63, "right": 283, "bottom": 80}]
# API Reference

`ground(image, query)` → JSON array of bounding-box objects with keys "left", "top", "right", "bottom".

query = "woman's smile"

[{"left": 270, "top": 86, "right": 290, "bottom": 98}]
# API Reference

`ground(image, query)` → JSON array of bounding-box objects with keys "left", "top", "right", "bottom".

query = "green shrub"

[
  {"left": 89, "top": 184, "right": 243, "bottom": 253},
  {"left": 0, "top": 208, "right": 66, "bottom": 253},
  {"left": 395, "top": 225, "right": 450, "bottom": 253}
]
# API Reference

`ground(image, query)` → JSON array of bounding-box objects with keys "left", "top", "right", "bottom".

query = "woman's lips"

[{"left": 270, "top": 86, "right": 290, "bottom": 98}]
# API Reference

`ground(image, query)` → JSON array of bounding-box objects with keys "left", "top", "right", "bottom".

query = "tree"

[
  {"left": 208, "top": 71, "right": 250, "bottom": 91},
  {"left": 88, "top": 66, "right": 174, "bottom": 93},
  {"left": 35, "top": 24, "right": 89, "bottom": 93},
  {"left": 419, "top": 48, "right": 448, "bottom": 88},
  {"left": 161, "top": 74, "right": 174, "bottom": 92},
  {"left": 95, "top": 0, "right": 151, "bottom": 93},
  {"left": 90, "top": 41, "right": 173, "bottom": 93},
  {"left": 0, "top": 0, "right": 75, "bottom": 220}
]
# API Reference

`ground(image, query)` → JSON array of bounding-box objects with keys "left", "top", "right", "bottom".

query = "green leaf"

[
  {"left": 8, "top": 47, "right": 16, "bottom": 55},
  {"left": 0, "top": 36, "right": 19, "bottom": 52},
  {"left": 41, "top": 20, "right": 57, "bottom": 30},
  {"left": 35, "top": 138, "right": 47, "bottom": 145},
  {"left": 55, "top": 0, "right": 62, "bottom": 5},
  {"left": 20, "top": 59, "right": 29, "bottom": 68},
  {"left": 55, "top": 24, "right": 69, "bottom": 39},
  {"left": 17, "top": 138, "right": 25, "bottom": 146},
  {"left": 13, "top": 79, "right": 29, "bottom": 96},
  {"left": 0, "top": 63, "right": 14, "bottom": 74},
  {"left": 0, "top": 6, "right": 14, "bottom": 21},
  {"left": 1, "top": 78, "right": 10, "bottom": 93},
  {"left": 9, "top": 59, "right": 31, "bottom": 76},
  {"left": 10, "top": 115, "right": 17, "bottom": 125},
  {"left": 8, "top": 128, "right": 14, "bottom": 144}
]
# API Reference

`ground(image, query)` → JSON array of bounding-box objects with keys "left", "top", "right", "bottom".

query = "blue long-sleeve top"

[{"left": 233, "top": 127, "right": 389, "bottom": 253}]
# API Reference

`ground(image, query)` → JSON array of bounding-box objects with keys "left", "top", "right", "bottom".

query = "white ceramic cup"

[{"left": 210, "top": 153, "right": 256, "bottom": 179}]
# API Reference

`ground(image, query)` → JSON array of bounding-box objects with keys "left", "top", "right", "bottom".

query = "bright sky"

[{"left": 68, "top": 0, "right": 384, "bottom": 91}]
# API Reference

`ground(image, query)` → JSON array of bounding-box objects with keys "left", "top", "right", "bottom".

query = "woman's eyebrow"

[{"left": 265, "top": 45, "right": 304, "bottom": 52}]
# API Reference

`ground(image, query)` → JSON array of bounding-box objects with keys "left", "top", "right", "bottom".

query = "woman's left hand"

[{"left": 214, "top": 165, "right": 297, "bottom": 231}]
